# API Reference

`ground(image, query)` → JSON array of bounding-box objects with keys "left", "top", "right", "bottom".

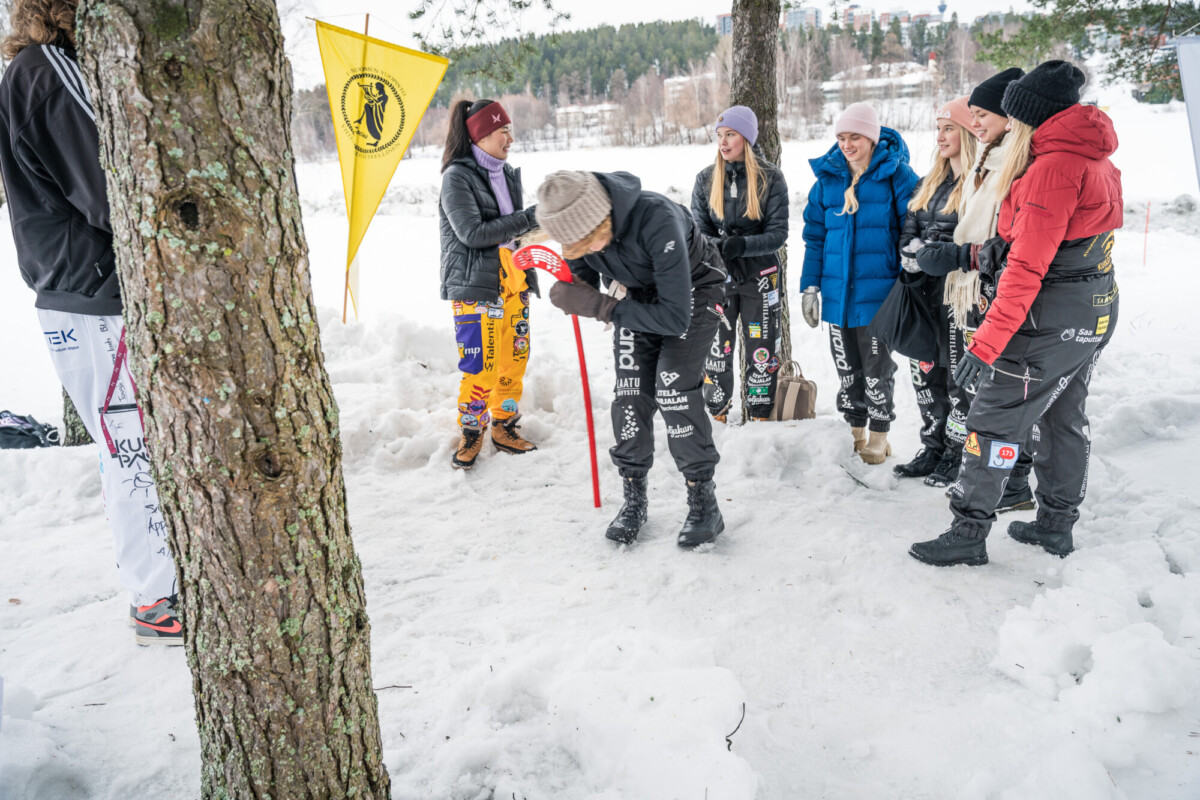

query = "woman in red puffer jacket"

[{"left": 910, "top": 60, "right": 1122, "bottom": 567}]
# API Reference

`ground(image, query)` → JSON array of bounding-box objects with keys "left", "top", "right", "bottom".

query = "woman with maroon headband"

[{"left": 439, "top": 98, "right": 540, "bottom": 470}]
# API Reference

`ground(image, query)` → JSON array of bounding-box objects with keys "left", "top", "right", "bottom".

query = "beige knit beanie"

[{"left": 536, "top": 171, "right": 613, "bottom": 246}]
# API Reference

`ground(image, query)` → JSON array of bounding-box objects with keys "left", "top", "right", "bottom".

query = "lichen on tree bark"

[{"left": 76, "top": 2, "right": 390, "bottom": 797}]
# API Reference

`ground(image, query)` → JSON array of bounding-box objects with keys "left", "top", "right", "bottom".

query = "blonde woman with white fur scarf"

[{"left": 912, "top": 68, "right": 1036, "bottom": 513}]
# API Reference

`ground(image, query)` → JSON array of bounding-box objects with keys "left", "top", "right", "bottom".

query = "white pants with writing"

[{"left": 38, "top": 309, "right": 177, "bottom": 606}]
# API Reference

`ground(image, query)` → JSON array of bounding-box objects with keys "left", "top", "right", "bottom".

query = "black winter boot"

[
  {"left": 909, "top": 527, "right": 988, "bottom": 566},
  {"left": 677, "top": 479, "right": 724, "bottom": 548},
  {"left": 1008, "top": 520, "right": 1073, "bottom": 557},
  {"left": 894, "top": 447, "right": 944, "bottom": 479},
  {"left": 996, "top": 470, "right": 1036, "bottom": 513},
  {"left": 606, "top": 475, "right": 648, "bottom": 544},
  {"left": 924, "top": 447, "right": 962, "bottom": 487}
]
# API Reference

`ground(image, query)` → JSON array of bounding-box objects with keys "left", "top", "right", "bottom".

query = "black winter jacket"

[
  {"left": 439, "top": 155, "right": 538, "bottom": 302},
  {"left": 0, "top": 44, "right": 119, "bottom": 315},
  {"left": 691, "top": 152, "right": 789, "bottom": 283},
  {"left": 567, "top": 172, "right": 726, "bottom": 337},
  {"left": 899, "top": 171, "right": 960, "bottom": 251}
]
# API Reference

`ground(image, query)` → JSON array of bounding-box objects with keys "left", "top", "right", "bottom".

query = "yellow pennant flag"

[{"left": 315, "top": 21, "right": 449, "bottom": 321}]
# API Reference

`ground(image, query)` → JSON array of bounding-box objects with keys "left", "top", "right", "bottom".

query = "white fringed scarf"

[{"left": 946, "top": 137, "right": 1011, "bottom": 322}]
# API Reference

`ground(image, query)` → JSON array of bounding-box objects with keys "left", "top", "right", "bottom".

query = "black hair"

[{"left": 441, "top": 98, "right": 496, "bottom": 173}]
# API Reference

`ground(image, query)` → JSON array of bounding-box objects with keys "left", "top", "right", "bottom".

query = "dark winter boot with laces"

[
  {"left": 606, "top": 475, "right": 649, "bottom": 544},
  {"left": 909, "top": 525, "right": 988, "bottom": 567},
  {"left": 924, "top": 446, "right": 962, "bottom": 488},
  {"left": 1008, "top": 519, "right": 1073, "bottom": 557},
  {"left": 894, "top": 447, "right": 944, "bottom": 479},
  {"left": 996, "top": 467, "right": 1036, "bottom": 513},
  {"left": 677, "top": 479, "right": 724, "bottom": 548}
]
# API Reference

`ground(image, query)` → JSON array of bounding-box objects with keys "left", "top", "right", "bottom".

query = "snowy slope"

[{"left": 2, "top": 87, "right": 1199, "bottom": 799}]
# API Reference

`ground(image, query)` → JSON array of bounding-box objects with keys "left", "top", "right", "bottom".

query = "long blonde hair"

[
  {"left": 1, "top": 0, "right": 78, "bottom": 60},
  {"left": 708, "top": 143, "right": 767, "bottom": 221},
  {"left": 993, "top": 119, "right": 1036, "bottom": 202},
  {"left": 908, "top": 123, "right": 978, "bottom": 215}
]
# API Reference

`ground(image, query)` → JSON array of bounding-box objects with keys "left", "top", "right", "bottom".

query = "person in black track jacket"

[
  {"left": 690, "top": 105, "right": 789, "bottom": 422},
  {"left": 0, "top": 1, "right": 182, "bottom": 645},
  {"left": 893, "top": 96, "right": 977, "bottom": 480},
  {"left": 535, "top": 170, "right": 729, "bottom": 549}
]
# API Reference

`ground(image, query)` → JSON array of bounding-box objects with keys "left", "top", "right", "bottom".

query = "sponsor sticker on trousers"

[
  {"left": 964, "top": 432, "right": 981, "bottom": 457},
  {"left": 988, "top": 440, "right": 1019, "bottom": 469},
  {"left": 1095, "top": 315, "right": 1110, "bottom": 335}
]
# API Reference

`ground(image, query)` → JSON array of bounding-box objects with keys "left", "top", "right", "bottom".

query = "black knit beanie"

[
  {"left": 968, "top": 67, "right": 1025, "bottom": 116},
  {"left": 1001, "top": 60, "right": 1086, "bottom": 129}
]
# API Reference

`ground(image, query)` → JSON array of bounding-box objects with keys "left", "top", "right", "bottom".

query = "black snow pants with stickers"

[
  {"left": 704, "top": 269, "right": 784, "bottom": 419},
  {"left": 951, "top": 272, "right": 1118, "bottom": 538},
  {"left": 610, "top": 284, "right": 725, "bottom": 480}
]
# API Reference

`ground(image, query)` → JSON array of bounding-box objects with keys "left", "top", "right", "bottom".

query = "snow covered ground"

[{"left": 2, "top": 84, "right": 1199, "bottom": 799}]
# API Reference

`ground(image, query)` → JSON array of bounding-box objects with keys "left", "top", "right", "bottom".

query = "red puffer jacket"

[{"left": 970, "top": 104, "right": 1123, "bottom": 364}]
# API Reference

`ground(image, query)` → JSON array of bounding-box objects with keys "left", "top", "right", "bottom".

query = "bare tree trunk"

[
  {"left": 76, "top": 2, "right": 390, "bottom": 798},
  {"left": 731, "top": 0, "right": 792, "bottom": 420},
  {"left": 62, "top": 387, "right": 93, "bottom": 446}
]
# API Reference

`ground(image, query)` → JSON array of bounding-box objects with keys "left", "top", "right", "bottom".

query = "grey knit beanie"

[{"left": 536, "top": 171, "right": 612, "bottom": 246}]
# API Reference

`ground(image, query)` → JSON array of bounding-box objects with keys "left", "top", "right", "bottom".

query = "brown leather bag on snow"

[{"left": 768, "top": 361, "right": 817, "bottom": 421}]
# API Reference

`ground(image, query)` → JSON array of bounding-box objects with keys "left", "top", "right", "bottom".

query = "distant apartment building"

[
  {"left": 879, "top": 9, "right": 911, "bottom": 26},
  {"left": 717, "top": 13, "right": 733, "bottom": 37},
  {"left": 844, "top": 4, "right": 875, "bottom": 31},
  {"left": 784, "top": 7, "right": 822, "bottom": 30}
]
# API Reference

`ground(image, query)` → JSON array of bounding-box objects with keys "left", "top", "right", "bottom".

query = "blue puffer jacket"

[{"left": 800, "top": 127, "right": 919, "bottom": 329}]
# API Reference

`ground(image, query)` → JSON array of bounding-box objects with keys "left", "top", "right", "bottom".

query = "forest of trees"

[{"left": 288, "top": 7, "right": 1184, "bottom": 162}]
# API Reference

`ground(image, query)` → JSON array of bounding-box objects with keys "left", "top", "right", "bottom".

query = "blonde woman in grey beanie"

[{"left": 536, "top": 170, "right": 729, "bottom": 548}]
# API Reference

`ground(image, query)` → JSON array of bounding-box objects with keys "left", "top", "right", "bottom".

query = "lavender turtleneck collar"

[{"left": 471, "top": 144, "right": 514, "bottom": 216}]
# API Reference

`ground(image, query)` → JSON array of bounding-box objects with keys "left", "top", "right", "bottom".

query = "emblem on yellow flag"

[{"left": 315, "top": 21, "right": 449, "bottom": 321}]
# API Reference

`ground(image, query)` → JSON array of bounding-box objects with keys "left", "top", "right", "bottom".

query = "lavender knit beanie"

[{"left": 715, "top": 105, "right": 759, "bottom": 147}]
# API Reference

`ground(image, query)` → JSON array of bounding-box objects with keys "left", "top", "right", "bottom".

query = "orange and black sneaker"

[{"left": 132, "top": 596, "right": 184, "bottom": 646}]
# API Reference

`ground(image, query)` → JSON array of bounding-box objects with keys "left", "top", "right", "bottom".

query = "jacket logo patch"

[{"left": 663, "top": 241, "right": 676, "bottom": 254}]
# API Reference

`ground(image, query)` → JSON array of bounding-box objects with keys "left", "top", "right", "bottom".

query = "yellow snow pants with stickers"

[{"left": 454, "top": 248, "right": 531, "bottom": 429}]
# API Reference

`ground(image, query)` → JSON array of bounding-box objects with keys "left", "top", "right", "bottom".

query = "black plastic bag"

[
  {"left": 868, "top": 270, "right": 941, "bottom": 362},
  {"left": 0, "top": 410, "right": 60, "bottom": 449}
]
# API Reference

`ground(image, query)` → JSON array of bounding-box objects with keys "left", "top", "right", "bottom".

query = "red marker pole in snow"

[{"left": 513, "top": 245, "right": 601, "bottom": 508}]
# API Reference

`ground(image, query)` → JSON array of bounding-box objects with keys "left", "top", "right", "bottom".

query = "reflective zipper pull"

[
  {"left": 1023, "top": 367, "right": 1031, "bottom": 400},
  {"left": 730, "top": 181, "right": 737, "bottom": 198}
]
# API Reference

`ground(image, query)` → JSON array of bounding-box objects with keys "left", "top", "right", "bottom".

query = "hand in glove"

[
  {"left": 953, "top": 350, "right": 989, "bottom": 390},
  {"left": 720, "top": 236, "right": 746, "bottom": 261},
  {"left": 549, "top": 280, "right": 619, "bottom": 323},
  {"left": 901, "top": 238, "right": 923, "bottom": 273},
  {"left": 523, "top": 204, "right": 537, "bottom": 226},
  {"left": 801, "top": 286, "right": 820, "bottom": 328},
  {"left": 916, "top": 241, "right": 972, "bottom": 276}
]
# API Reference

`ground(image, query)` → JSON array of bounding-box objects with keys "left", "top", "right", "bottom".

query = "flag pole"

[{"left": 342, "top": 12, "right": 370, "bottom": 324}]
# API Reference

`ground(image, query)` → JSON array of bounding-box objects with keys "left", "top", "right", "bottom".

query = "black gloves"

[
  {"left": 976, "top": 236, "right": 1010, "bottom": 280},
  {"left": 523, "top": 204, "right": 537, "bottom": 225},
  {"left": 549, "top": 281, "right": 619, "bottom": 323},
  {"left": 953, "top": 351, "right": 989, "bottom": 390},
  {"left": 719, "top": 236, "right": 746, "bottom": 261},
  {"left": 916, "top": 241, "right": 972, "bottom": 276}
]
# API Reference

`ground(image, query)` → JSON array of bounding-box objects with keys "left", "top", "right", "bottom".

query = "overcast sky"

[{"left": 287, "top": 0, "right": 1032, "bottom": 88}]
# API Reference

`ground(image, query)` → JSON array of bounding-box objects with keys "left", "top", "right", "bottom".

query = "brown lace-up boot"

[
  {"left": 492, "top": 415, "right": 537, "bottom": 454},
  {"left": 452, "top": 428, "right": 485, "bottom": 470}
]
